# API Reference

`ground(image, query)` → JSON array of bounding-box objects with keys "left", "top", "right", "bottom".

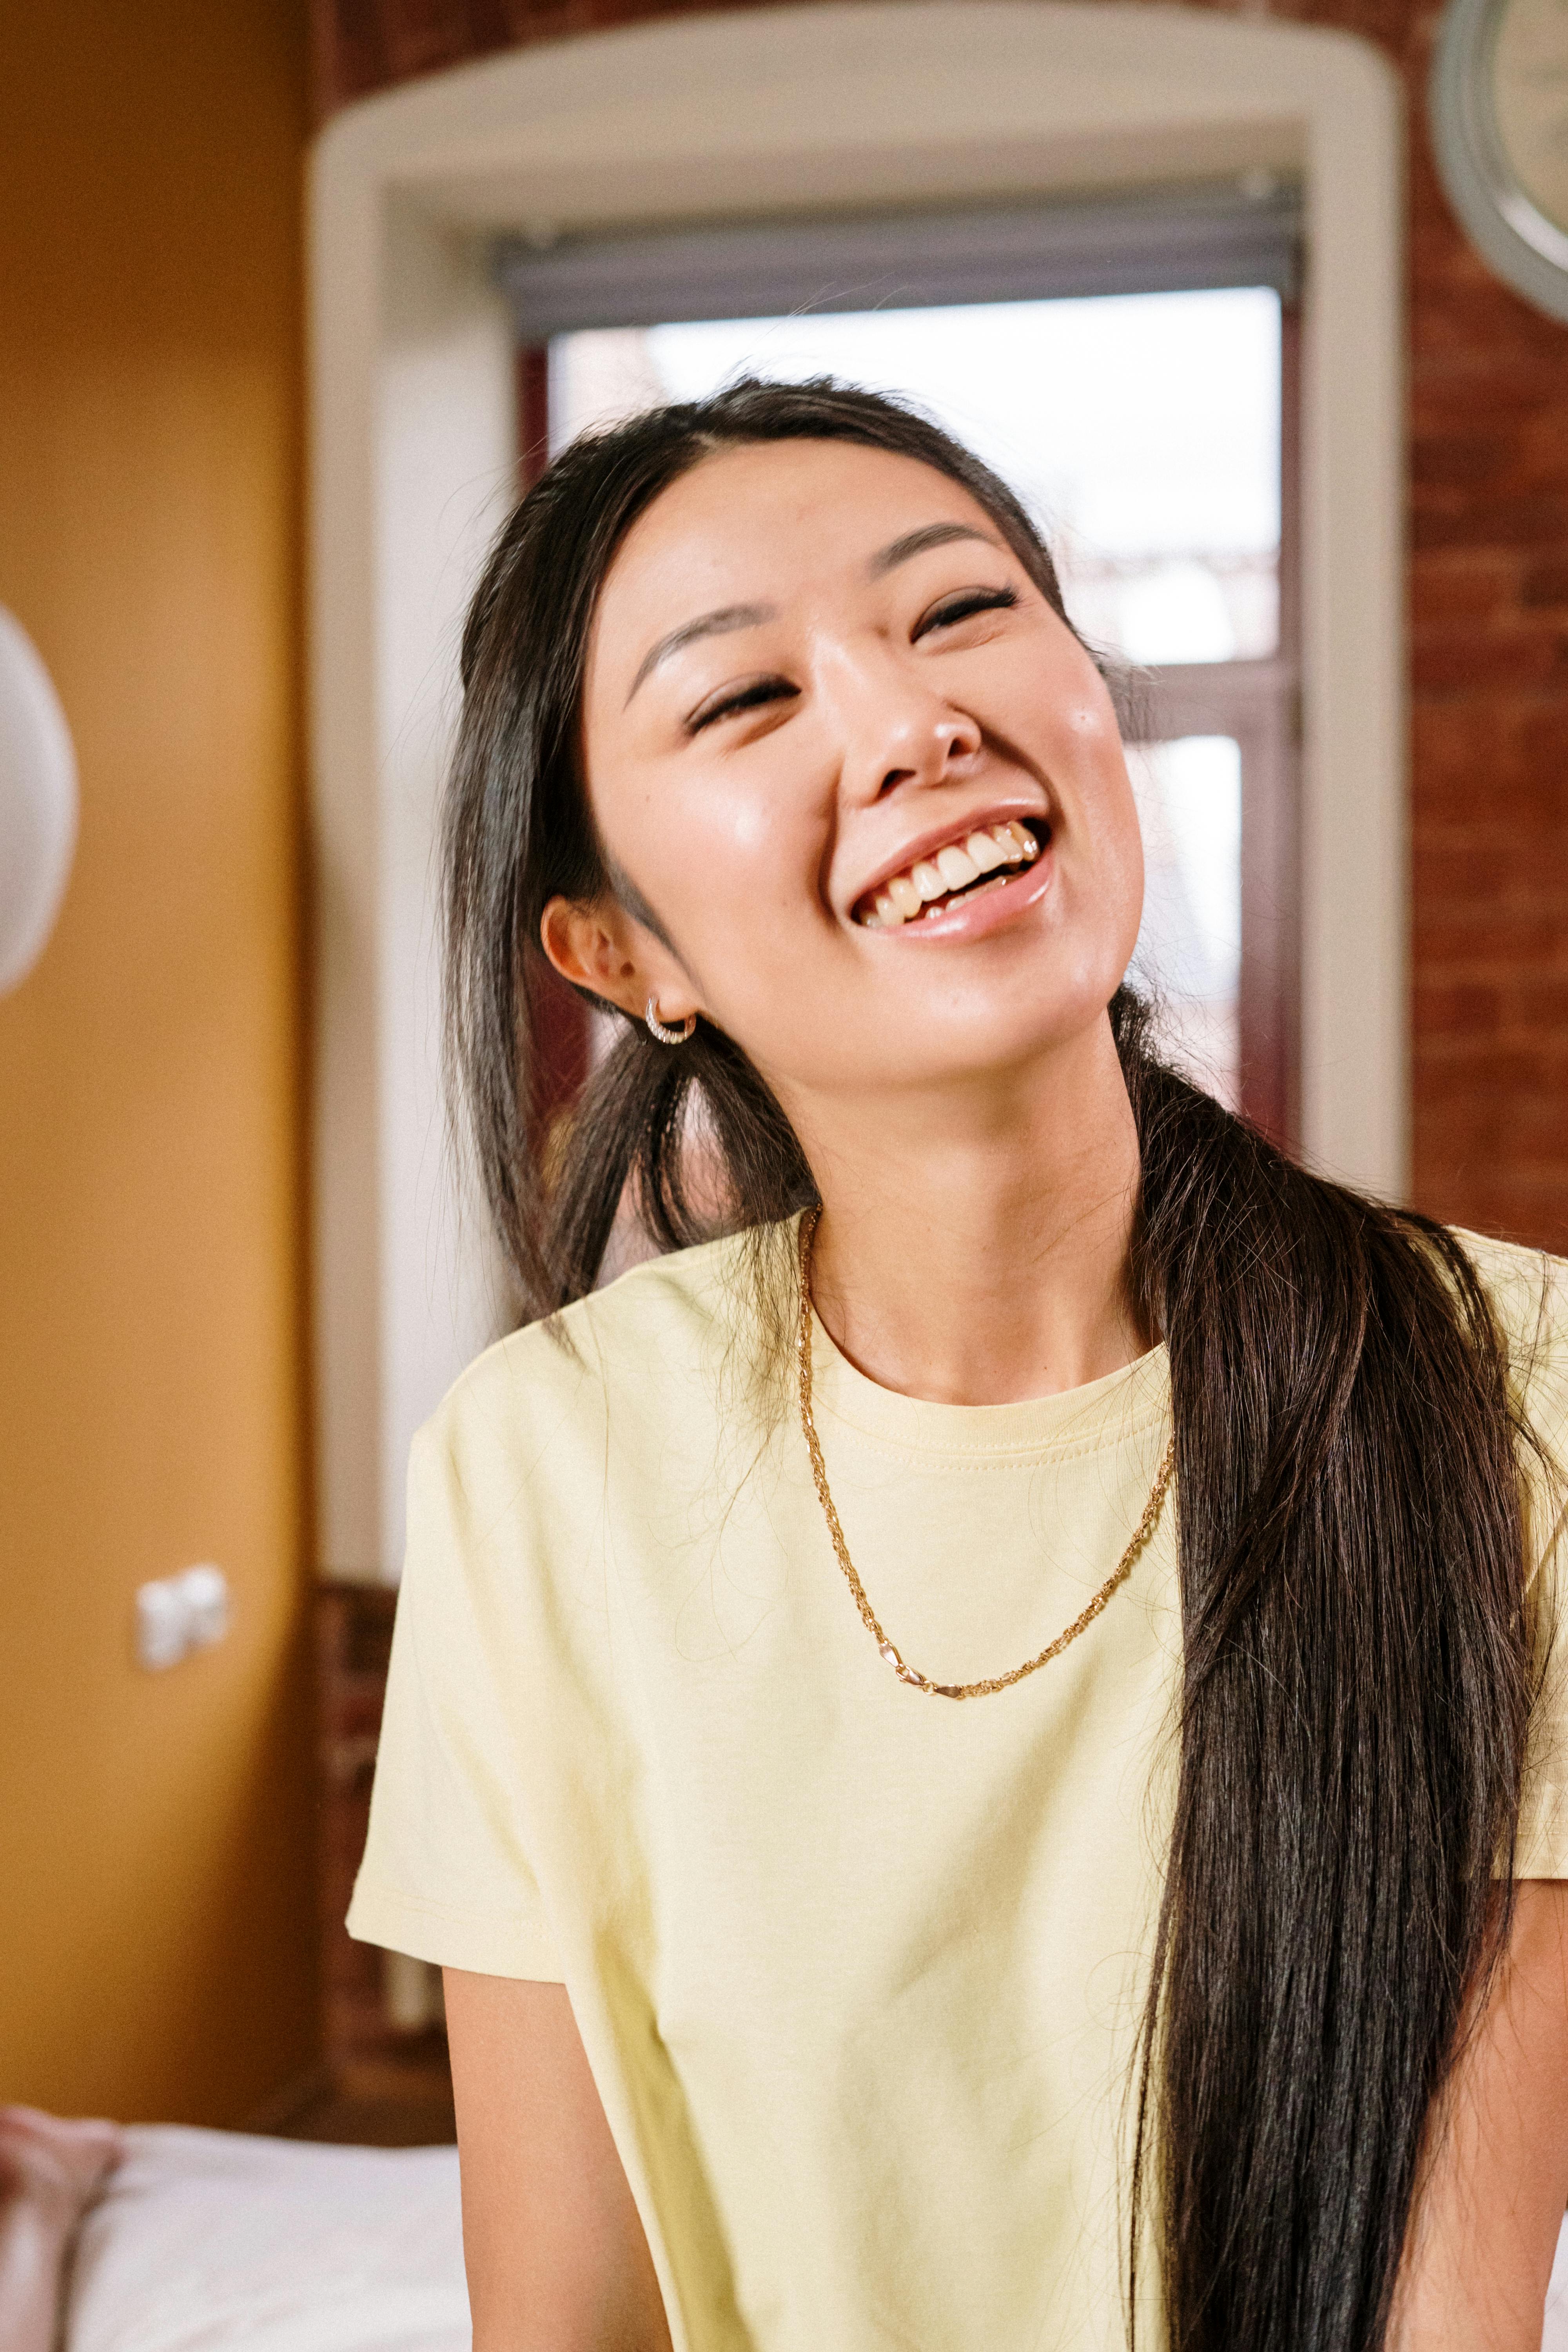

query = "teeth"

[
  {"left": 935, "top": 844, "right": 980, "bottom": 892},
  {"left": 858, "top": 820, "right": 1042, "bottom": 927}
]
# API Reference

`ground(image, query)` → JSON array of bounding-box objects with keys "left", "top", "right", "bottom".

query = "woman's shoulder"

[{"left": 417, "top": 1220, "right": 786, "bottom": 1476}]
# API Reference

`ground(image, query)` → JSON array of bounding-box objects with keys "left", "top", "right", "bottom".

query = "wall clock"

[
  {"left": 0, "top": 608, "right": 77, "bottom": 997},
  {"left": 1432, "top": 0, "right": 1568, "bottom": 322}
]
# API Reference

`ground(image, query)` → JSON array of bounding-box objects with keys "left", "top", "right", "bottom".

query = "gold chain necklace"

[{"left": 795, "top": 1208, "right": 1176, "bottom": 1700}]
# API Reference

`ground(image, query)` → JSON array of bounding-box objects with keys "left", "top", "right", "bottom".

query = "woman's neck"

[{"left": 783, "top": 1012, "right": 1148, "bottom": 1408}]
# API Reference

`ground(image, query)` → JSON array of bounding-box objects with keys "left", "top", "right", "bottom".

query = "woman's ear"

[{"left": 539, "top": 897, "right": 699, "bottom": 1029}]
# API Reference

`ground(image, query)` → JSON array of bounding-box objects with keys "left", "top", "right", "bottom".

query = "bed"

[{"left": 65, "top": 2127, "right": 468, "bottom": 2352}]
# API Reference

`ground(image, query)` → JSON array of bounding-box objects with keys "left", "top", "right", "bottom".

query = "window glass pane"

[
  {"left": 548, "top": 287, "right": 1281, "bottom": 662},
  {"left": 1126, "top": 735, "right": 1243, "bottom": 1108}
]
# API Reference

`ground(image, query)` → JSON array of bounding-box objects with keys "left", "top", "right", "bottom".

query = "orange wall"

[{"left": 0, "top": 0, "right": 316, "bottom": 2122}]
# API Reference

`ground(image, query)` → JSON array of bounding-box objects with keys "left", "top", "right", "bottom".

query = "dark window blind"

[{"left": 494, "top": 178, "right": 1302, "bottom": 339}]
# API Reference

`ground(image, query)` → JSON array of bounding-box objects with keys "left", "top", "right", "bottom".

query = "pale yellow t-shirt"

[{"left": 348, "top": 1219, "right": 1568, "bottom": 2352}]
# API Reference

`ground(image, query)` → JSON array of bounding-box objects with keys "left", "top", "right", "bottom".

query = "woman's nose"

[
  {"left": 872, "top": 710, "right": 980, "bottom": 798},
  {"left": 828, "top": 653, "right": 981, "bottom": 802}
]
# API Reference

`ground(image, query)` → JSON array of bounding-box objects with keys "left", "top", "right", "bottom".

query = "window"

[{"left": 501, "top": 186, "right": 1301, "bottom": 1140}]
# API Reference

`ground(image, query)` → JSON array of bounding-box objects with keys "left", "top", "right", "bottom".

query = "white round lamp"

[{"left": 0, "top": 608, "right": 78, "bottom": 996}]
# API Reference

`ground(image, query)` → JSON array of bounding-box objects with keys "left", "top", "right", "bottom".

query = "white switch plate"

[{"left": 135, "top": 1564, "right": 231, "bottom": 1671}]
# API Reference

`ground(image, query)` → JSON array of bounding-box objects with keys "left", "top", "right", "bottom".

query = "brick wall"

[
  {"left": 312, "top": 0, "right": 1568, "bottom": 1249},
  {"left": 314, "top": 1584, "right": 455, "bottom": 2136}
]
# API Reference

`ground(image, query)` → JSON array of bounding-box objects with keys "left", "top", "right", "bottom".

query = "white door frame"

[{"left": 309, "top": 0, "right": 1405, "bottom": 1579}]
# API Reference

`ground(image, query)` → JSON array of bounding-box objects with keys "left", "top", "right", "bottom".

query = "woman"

[{"left": 349, "top": 380, "right": 1568, "bottom": 2352}]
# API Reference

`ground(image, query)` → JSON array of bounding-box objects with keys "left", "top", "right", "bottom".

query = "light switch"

[
  {"left": 135, "top": 1564, "right": 231, "bottom": 1671},
  {"left": 180, "top": 1563, "right": 230, "bottom": 1649}
]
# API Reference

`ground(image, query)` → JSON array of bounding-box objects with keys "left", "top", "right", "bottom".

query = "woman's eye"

[
  {"left": 686, "top": 676, "right": 798, "bottom": 734},
  {"left": 688, "top": 677, "right": 796, "bottom": 731},
  {"left": 914, "top": 585, "right": 1019, "bottom": 641}
]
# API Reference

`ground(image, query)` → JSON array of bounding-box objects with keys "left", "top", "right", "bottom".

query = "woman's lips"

[
  {"left": 855, "top": 818, "right": 1041, "bottom": 927},
  {"left": 864, "top": 844, "right": 1054, "bottom": 944}
]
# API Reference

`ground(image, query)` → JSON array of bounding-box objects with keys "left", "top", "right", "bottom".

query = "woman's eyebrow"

[
  {"left": 866, "top": 522, "right": 1002, "bottom": 579},
  {"left": 626, "top": 603, "right": 775, "bottom": 704},
  {"left": 623, "top": 524, "right": 1002, "bottom": 704}
]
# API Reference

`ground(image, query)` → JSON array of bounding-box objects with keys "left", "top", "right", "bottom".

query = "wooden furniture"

[{"left": 291, "top": 1581, "right": 455, "bottom": 2145}]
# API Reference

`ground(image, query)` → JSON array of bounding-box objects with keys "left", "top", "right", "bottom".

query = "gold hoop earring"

[{"left": 644, "top": 997, "right": 696, "bottom": 1045}]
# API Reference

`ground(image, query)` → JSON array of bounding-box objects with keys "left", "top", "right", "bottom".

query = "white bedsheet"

[
  {"left": 55, "top": 2118, "right": 1568, "bottom": 2351},
  {"left": 65, "top": 2126, "right": 468, "bottom": 2352}
]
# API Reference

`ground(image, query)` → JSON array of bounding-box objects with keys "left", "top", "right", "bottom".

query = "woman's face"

[{"left": 565, "top": 439, "right": 1143, "bottom": 1105}]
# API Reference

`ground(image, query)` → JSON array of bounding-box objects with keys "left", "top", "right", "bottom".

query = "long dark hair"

[{"left": 443, "top": 378, "right": 1537, "bottom": 2350}]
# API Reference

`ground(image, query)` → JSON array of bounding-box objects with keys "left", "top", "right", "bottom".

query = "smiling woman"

[
  {"left": 347, "top": 381, "right": 1568, "bottom": 2352},
  {"left": 546, "top": 438, "right": 1142, "bottom": 1240},
  {"left": 611, "top": 510, "right": 1056, "bottom": 947}
]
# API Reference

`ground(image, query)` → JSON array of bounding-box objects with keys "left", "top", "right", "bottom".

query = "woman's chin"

[{"left": 773, "top": 1007, "right": 1119, "bottom": 1107}]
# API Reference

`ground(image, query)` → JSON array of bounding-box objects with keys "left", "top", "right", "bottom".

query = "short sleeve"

[{"left": 346, "top": 1425, "right": 566, "bottom": 1980}]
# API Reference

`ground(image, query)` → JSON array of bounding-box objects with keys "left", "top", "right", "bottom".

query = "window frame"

[{"left": 517, "top": 221, "right": 1303, "bottom": 1144}]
